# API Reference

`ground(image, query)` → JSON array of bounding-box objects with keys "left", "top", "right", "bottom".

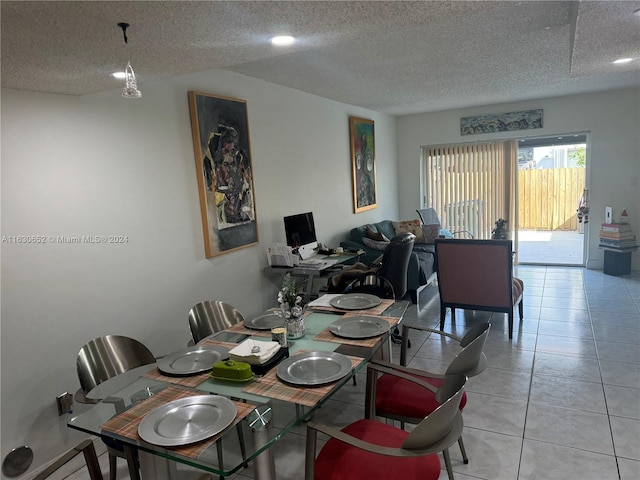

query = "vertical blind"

[{"left": 424, "top": 141, "right": 517, "bottom": 240}]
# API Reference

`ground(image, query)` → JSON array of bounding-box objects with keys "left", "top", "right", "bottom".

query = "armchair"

[
  {"left": 305, "top": 374, "right": 467, "bottom": 480},
  {"left": 434, "top": 238, "right": 524, "bottom": 339},
  {"left": 368, "top": 323, "right": 490, "bottom": 480}
]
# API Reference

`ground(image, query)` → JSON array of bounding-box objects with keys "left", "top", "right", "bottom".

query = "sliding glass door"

[
  {"left": 423, "top": 134, "right": 587, "bottom": 266},
  {"left": 423, "top": 141, "right": 518, "bottom": 241}
]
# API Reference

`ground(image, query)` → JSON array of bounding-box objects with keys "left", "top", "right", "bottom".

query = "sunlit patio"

[{"left": 516, "top": 229, "right": 585, "bottom": 266}]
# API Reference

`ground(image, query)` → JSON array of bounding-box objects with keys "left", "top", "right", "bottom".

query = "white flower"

[{"left": 277, "top": 273, "right": 304, "bottom": 319}]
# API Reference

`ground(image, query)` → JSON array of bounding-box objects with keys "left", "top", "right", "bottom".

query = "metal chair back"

[
  {"left": 188, "top": 300, "right": 245, "bottom": 344},
  {"left": 401, "top": 374, "right": 466, "bottom": 449},
  {"left": 76, "top": 335, "right": 155, "bottom": 395}
]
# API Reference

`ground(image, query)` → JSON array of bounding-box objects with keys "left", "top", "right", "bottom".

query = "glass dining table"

[{"left": 67, "top": 297, "right": 409, "bottom": 480}]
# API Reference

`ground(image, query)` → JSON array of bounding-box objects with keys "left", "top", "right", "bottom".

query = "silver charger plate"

[
  {"left": 329, "top": 316, "right": 391, "bottom": 339},
  {"left": 243, "top": 312, "right": 284, "bottom": 330},
  {"left": 157, "top": 345, "right": 229, "bottom": 376},
  {"left": 329, "top": 293, "right": 381, "bottom": 310},
  {"left": 276, "top": 351, "right": 352, "bottom": 386},
  {"left": 138, "top": 395, "right": 237, "bottom": 446}
]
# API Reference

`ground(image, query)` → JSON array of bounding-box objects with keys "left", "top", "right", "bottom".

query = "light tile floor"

[{"left": 64, "top": 266, "right": 640, "bottom": 480}]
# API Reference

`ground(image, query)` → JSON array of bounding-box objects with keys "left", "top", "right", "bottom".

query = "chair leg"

[
  {"left": 440, "top": 304, "right": 446, "bottom": 330},
  {"left": 80, "top": 441, "right": 103, "bottom": 480},
  {"left": 442, "top": 447, "right": 455, "bottom": 480},
  {"left": 518, "top": 299, "right": 524, "bottom": 320},
  {"left": 458, "top": 436, "right": 469, "bottom": 464},
  {"left": 216, "top": 440, "right": 224, "bottom": 480},
  {"left": 109, "top": 453, "right": 117, "bottom": 480},
  {"left": 508, "top": 311, "right": 514, "bottom": 339},
  {"left": 122, "top": 446, "right": 140, "bottom": 480},
  {"left": 236, "top": 423, "right": 247, "bottom": 464}
]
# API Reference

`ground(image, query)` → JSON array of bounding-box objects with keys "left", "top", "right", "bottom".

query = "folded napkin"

[
  {"left": 229, "top": 339, "right": 280, "bottom": 365},
  {"left": 307, "top": 294, "right": 343, "bottom": 308}
]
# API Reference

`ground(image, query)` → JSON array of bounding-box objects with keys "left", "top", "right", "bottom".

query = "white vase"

[{"left": 285, "top": 316, "right": 306, "bottom": 339}]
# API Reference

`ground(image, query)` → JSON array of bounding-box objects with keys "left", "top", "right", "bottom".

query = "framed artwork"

[
  {"left": 188, "top": 91, "right": 258, "bottom": 258},
  {"left": 460, "top": 109, "right": 543, "bottom": 135},
  {"left": 349, "top": 116, "right": 377, "bottom": 213}
]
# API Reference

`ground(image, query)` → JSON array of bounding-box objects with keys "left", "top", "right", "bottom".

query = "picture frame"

[
  {"left": 188, "top": 91, "right": 258, "bottom": 258},
  {"left": 349, "top": 116, "right": 377, "bottom": 213},
  {"left": 460, "top": 109, "right": 543, "bottom": 136}
]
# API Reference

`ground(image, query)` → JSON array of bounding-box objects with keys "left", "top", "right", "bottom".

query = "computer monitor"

[{"left": 284, "top": 212, "right": 318, "bottom": 259}]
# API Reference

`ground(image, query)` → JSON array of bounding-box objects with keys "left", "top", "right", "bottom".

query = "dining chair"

[
  {"left": 76, "top": 335, "right": 156, "bottom": 480},
  {"left": 188, "top": 300, "right": 249, "bottom": 473},
  {"left": 188, "top": 300, "right": 245, "bottom": 344},
  {"left": 434, "top": 238, "right": 523, "bottom": 339},
  {"left": 305, "top": 374, "right": 467, "bottom": 480},
  {"left": 367, "top": 323, "right": 491, "bottom": 480}
]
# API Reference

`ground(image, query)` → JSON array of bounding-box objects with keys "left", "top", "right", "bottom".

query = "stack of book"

[{"left": 599, "top": 223, "right": 637, "bottom": 250}]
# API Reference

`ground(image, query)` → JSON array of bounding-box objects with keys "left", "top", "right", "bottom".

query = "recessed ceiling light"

[
  {"left": 271, "top": 35, "right": 295, "bottom": 46},
  {"left": 111, "top": 71, "right": 126, "bottom": 79},
  {"left": 612, "top": 58, "right": 634, "bottom": 64},
  {"left": 634, "top": 8, "right": 640, "bottom": 16}
]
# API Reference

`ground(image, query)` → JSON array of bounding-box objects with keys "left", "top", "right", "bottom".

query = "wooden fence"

[{"left": 518, "top": 167, "right": 585, "bottom": 230}]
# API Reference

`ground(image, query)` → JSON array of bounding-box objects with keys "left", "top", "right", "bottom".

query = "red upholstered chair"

[
  {"left": 305, "top": 374, "right": 467, "bottom": 480},
  {"left": 434, "top": 238, "right": 524, "bottom": 339},
  {"left": 368, "top": 323, "right": 490, "bottom": 480}
]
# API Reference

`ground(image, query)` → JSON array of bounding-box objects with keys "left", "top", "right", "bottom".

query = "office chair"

[
  {"left": 345, "top": 233, "right": 414, "bottom": 298},
  {"left": 345, "top": 233, "right": 415, "bottom": 345}
]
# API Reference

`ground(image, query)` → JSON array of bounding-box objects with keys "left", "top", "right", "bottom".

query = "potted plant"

[{"left": 491, "top": 218, "right": 509, "bottom": 240}]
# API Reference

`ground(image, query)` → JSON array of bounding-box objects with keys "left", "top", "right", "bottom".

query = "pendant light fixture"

[{"left": 117, "top": 22, "right": 142, "bottom": 99}]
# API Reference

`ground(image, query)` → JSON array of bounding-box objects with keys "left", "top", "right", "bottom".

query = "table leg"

[
  {"left": 135, "top": 447, "right": 177, "bottom": 480},
  {"left": 247, "top": 406, "right": 276, "bottom": 480}
]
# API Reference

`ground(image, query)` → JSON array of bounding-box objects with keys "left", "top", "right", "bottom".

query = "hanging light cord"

[{"left": 118, "top": 22, "right": 129, "bottom": 44}]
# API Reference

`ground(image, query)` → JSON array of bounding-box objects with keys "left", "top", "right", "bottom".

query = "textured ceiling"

[{"left": 2, "top": 1, "right": 639, "bottom": 115}]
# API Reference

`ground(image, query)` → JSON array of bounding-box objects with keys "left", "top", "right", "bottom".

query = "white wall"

[
  {"left": 0, "top": 68, "right": 398, "bottom": 476},
  {"left": 396, "top": 88, "right": 640, "bottom": 270}
]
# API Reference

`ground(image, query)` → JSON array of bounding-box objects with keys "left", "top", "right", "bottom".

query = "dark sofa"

[{"left": 339, "top": 220, "right": 439, "bottom": 303}]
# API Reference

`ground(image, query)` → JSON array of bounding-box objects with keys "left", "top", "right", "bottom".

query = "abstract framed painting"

[
  {"left": 188, "top": 91, "right": 258, "bottom": 258},
  {"left": 349, "top": 116, "right": 377, "bottom": 213}
]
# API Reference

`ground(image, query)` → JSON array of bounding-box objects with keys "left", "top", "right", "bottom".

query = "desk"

[
  {"left": 264, "top": 253, "right": 357, "bottom": 300},
  {"left": 68, "top": 299, "right": 408, "bottom": 480}
]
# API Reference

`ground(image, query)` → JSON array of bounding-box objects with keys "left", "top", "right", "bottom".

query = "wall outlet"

[
  {"left": 56, "top": 392, "right": 73, "bottom": 415},
  {"left": 605, "top": 206, "right": 613, "bottom": 223}
]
